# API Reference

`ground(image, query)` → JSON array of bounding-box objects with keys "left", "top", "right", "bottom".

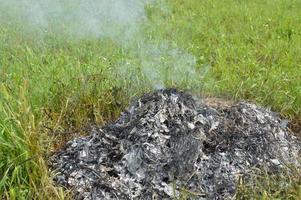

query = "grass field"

[{"left": 1, "top": 0, "right": 301, "bottom": 199}]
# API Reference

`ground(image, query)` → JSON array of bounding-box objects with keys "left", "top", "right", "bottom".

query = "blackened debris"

[{"left": 50, "top": 89, "right": 301, "bottom": 199}]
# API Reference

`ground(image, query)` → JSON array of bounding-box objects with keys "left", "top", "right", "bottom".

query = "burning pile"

[{"left": 50, "top": 89, "right": 300, "bottom": 199}]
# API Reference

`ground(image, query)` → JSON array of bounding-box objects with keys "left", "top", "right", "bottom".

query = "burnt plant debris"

[{"left": 50, "top": 89, "right": 301, "bottom": 199}]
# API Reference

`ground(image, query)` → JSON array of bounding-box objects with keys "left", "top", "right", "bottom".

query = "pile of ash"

[{"left": 50, "top": 89, "right": 300, "bottom": 199}]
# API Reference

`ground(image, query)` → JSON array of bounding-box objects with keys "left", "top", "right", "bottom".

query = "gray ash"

[{"left": 50, "top": 89, "right": 301, "bottom": 199}]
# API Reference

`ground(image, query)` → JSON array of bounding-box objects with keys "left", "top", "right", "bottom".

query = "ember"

[{"left": 50, "top": 89, "right": 300, "bottom": 199}]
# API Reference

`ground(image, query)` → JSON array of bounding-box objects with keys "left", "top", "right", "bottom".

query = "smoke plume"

[{"left": 0, "top": 0, "right": 209, "bottom": 89}]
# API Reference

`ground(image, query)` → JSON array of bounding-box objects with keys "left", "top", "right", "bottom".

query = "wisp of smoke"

[
  {"left": 0, "top": 0, "right": 210, "bottom": 90},
  {"left": 0, "top": 0, "right": 149, "bottom": 43}
]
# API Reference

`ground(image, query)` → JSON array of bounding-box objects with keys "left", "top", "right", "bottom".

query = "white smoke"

[
  {"left": 140, "top": 42, "right": 198, "bottom": 89},
  {"left": 0, "top": 0, "right": 209, "bottom": 90},
  {"left": 0, "top": 0, "right": 150, "bottom": 43}
]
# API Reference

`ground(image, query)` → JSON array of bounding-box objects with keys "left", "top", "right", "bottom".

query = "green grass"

[{"left": 1, "top": 0, "right": 301, "bottom": 199}]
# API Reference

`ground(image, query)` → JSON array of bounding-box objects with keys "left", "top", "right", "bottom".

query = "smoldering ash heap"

[{"left": 50, "top": 89, "right": 301, "bottom": 200}]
